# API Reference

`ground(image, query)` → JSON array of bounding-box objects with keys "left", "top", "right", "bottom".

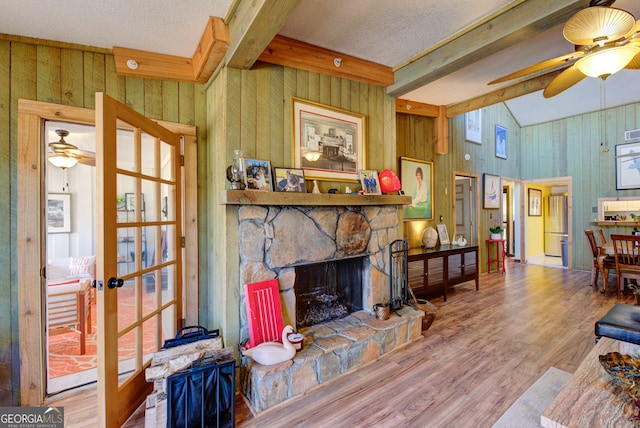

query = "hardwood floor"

[{"left": 47, "top": 260, "right": 630, "bottom": 427}]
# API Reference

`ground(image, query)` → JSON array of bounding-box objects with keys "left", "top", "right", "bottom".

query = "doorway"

[
  {"left": 454, "top": 173, "right": 479, "bottom": 246},
  {"left": 18, "top": 99, "right": 198, "bottom": 410}
]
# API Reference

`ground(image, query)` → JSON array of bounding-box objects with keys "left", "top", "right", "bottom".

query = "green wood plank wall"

[{"left": 1, "top": 40, "right": 203, "bottom": 406}]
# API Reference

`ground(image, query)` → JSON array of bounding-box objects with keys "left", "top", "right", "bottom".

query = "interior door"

[{"left": 95, "top": 92, "right": 182, "bottom": 427}]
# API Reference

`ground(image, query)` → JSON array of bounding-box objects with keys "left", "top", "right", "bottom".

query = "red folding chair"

[{"left": 244, "top": 279, "right": 284, "bottom": 349}]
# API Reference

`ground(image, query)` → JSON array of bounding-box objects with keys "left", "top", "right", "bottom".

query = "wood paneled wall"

[
  {"left": 522, "top": 103, "right": 640, "bottom": 271},
  {"left": 1, "top": 39, "right": 203, "bottom": 405}
]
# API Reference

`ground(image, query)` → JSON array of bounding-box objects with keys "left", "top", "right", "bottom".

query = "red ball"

[{"left": 378, "top": 169, "right": 401, "bottom": 193}]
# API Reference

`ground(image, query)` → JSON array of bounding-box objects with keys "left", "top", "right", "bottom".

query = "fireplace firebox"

[{"left": 294, "top": 257, "right": 364, "bottom": 329}]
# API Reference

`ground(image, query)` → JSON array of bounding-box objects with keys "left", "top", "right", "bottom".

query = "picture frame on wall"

[
  {"left": 292, "top": 97, "right": 365, "bottom": 182},
  {"left": 483, "top": 173, "right": 500, "bottom": 209},
  {"left": 465, "top": 110, "right": 482, "bottom": 144},
  {"left": 243, "top": 158, "right": 273, "bottom": 191},
  {"left": 273, "top": 167, "right": 306, "bottom": 192},
  {"left": 359, "top": 170, "right": 381, "bottom": 195},
  {"left": 125, "top": 192, "right": 145, "bottom": 212},
  {"left": 47, "top": 193, "right": 71, "bottom": 233},
  {"left": 400, "top": 157, "right": 434, "bottom": 220},
  {"left": 528, "top": 188, "right": 542, "bottom": 216},
  {"left": 616, "top": 142, "right": 640, "bottom": 190},
  {"left": 495, "top": 125, "right": 507, "bottom": 159}
]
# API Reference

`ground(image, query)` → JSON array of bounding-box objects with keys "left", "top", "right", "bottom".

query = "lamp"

[
  {"left": 48, "top": 129, "right": 78, "bottom": 169},
  {"left": 48, "top": 153, "right": 78, "bottom": 169},
  {"left": 576, "top": 45, "right": 640, "bottom": 78}
]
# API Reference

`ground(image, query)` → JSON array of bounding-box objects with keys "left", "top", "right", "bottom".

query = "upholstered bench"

[{"left": 595, "top": 304, "right": 640, "bottom": 345}]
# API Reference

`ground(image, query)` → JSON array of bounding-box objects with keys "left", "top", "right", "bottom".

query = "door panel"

[{"left": 96, "top": 93, "right": 182, "bottom": 427}]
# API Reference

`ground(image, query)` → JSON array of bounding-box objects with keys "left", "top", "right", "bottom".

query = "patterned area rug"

[{"left": 492, "top": 367, "right": 572, "bottom": 428}]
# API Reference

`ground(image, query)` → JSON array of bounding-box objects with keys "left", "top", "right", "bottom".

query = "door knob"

[{"left": 107, "top": 277, "right": 124, "bottom": 289}]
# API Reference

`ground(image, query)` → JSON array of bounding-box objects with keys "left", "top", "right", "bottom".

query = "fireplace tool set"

[{"left": 388, "top": 239, "right": 412, "bottom": 313}]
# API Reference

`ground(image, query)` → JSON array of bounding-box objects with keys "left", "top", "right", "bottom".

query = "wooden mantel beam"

[
  {"left": 259, "top": 35, "right": 394, "bottom": 87},
  {"left": 396, "top": 99, "right": 449, "bottom": 154},
  {"left": 387, "top": 0, "right": 588, "bottom": 98},
  {"left": 113, "top": 17, "right": 229, "bottom": 83}
]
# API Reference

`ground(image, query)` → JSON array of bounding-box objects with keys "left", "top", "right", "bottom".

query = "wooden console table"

[
  {"left": 407, "top": 245, "right": 478, "bottom": 301},
  {"left": 541, "top": 336, "right": 640, "bottom": 427}
]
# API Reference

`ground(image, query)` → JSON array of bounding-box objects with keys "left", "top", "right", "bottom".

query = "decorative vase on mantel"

[{"left": 490, "top": 233, "right": 502, "bottom": 240}]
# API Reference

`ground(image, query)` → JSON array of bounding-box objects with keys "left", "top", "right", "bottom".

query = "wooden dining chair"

[
  {"left": 585, "top": 229, "right": 614, "bottom": 293},
  {"left": 611, "top": 234, "right": 640, "bottom": 298},
  {"left": 598, "top": 229, "right": 607, "bottom": 246}
]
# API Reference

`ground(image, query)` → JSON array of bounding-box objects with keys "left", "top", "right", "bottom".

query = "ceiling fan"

[
  {"left": 488, "top": 0, "right": 640, "bottom": 98},
  {"left": 48, "top": 129, "right": 96, "bottom": 168}
]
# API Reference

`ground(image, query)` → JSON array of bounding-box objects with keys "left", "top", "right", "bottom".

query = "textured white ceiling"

[{"left": 1, "top": 0, "right": 639, "bottom": 126}]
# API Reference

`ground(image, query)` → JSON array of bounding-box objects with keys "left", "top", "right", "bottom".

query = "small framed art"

[
  {"left": 483, "top": 173, "right": 500, "bottom": 209},
  {"left": 528, "top": 188, "right": 542, "bottom": 216},
  {"left": 359, "top": 170, "right": 381, "bottom": 195},
  {"left": 243, "top": 158, "right": 272, "bottom": 191},
  {"left": 495, "top": 125, "right": 507, "bottom": 159},
  {"left": 437, "top": 224, "right": 450, "bottom": 245},
  {"left": 47, "top": 193, "right": 71, "bottom": 233},
  {"left": 465, "top": 110, "right": 482, "bottom": 144},
  {"left": 274, "top": 168, "right": 306, "bottom": 192}
]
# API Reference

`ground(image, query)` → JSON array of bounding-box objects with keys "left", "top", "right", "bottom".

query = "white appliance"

[{"left": 545, "top": 195, "right": 568, "bottom": 257}]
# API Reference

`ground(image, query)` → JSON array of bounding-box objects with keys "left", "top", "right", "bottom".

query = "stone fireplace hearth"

[{"left": 220, "top": 191, "right": 422, "bottom": 413}]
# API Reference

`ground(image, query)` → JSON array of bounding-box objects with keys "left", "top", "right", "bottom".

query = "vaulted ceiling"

[{"left": 1, "top": 0, "right": 640, "bottom": 126}]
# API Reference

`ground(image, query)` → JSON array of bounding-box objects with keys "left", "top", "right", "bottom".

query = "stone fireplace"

[{"left": 221, "top": 191, "right": 423, "bottom": 413}]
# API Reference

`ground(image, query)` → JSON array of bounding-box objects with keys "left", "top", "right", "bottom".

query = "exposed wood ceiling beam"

[
  {"left": 113, "top": 17, "right": 229, "bottom": 84},
  {"left": 259, "top": 36, "right": 394, "bottom": 86},
  {"left": 225, "top": 0, "right": 302, "bottom": 69},
  {"left": 444, "top": 69, "right": 565, "bottom": 118},
  {"left": 387, "top": 0, "right": 589, "bottom": 98}
]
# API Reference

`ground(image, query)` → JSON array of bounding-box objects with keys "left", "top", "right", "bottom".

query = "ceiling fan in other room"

[
  {"left": 488, "top": 0, "right": 640, "bottom": 98},
  {"left": 48, "top": 129, "right": 96, "bottom": 169}
]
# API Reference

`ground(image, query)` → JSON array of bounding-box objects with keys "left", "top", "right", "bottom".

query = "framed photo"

[
  {"left": 359, "top": 170, "right": 381, "bottom": 195},
  {"left": 125, "top": 193, "right": 145, "bottom": 212},
  {"left": 528, "top": 188, "right": 542, "bottom": 216},
  {"left": 437, "top": 224, "right": 450, "bottom": 245},
  {"left": 47, "top": 193, "right": 71, "bottom": 233},
  {"left": 244, "top": 158, "right": 272, "bottom": 191},
  {"left": 483, "top": 173, "right": 500, "bottom": 209},
  {"left": 495, "top": 125, "right": 507, "bottom": 159},
  {"left": 274, "top": 167, "right": 306, "bottom": 192},
  {"left": 292, "top": 97, "right": 365, "bottom": 181},
  {"left": 400, "top": 157, "right": 433, "bottom": 220},
  {"left": 616, "top": 142, "right": 640, "bottom": 190},
  {"left": 465, "top": 110, "right": 482, "bottom": 144}
]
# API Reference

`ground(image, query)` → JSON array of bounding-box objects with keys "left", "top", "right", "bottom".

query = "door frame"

[
  {"left": 17, "top": 99, "right": 198, "bottom": 405},
  {"left": 452, "top": 171, "right": 479, "bottom": 247}
]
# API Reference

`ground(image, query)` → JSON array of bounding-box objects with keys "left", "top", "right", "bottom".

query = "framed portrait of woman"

[{"left": 400, "top": 157, "right": 433, "bottom": 220}]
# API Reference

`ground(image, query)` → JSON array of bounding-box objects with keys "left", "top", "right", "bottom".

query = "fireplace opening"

[{"left": 294, "top": 257, "right": 364, "bottom": 330}]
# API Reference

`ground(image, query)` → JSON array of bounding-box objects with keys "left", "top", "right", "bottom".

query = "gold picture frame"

[{"left": 292, "top": 97, "right": 365, "bottom": 181}]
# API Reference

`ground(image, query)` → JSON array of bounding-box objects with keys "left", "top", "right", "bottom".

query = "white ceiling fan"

[
  {"left": 488, "top": 0, "right": 640, "bottom": 98},
  {"left": 48, "top": 129, "right": 95, "bottom": 169}
]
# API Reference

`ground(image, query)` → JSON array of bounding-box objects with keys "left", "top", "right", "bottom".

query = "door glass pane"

[
  {"left": 162, "top": 307, "right": 176, "bottom": 343},
  {"left": 162, "top": 224, "right": 176, "bottom": 263},
  {"left": 118, "top": 328, "right": 138, "bottom": 386},
  {"left": 141, "top": 179, "right": 158, "bottom": 223},
  {"left": 142, "top": 316, "right": 158, "bottom": 367},
  {"left": 141, "top": 132, "right": 158, "bottom": 178},
  {"left": 116, "top": 128, "right": 136, "bottom": 173},
  {"left": 161, "top": 183, "right": 175, "bottom": 222},
  {"left": 160, "top": 140, "right": 175, "bottom": 181},
  {"left": 161, "top": 265, "right": 176, "bottom": 305}
]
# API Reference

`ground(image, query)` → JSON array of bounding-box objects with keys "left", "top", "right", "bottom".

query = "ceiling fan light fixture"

[
  {"left": 576, "top": 45, "right": 640, "bottom": 78},
  {"left": 48, "top": 153, "right": 78, "bottom": 169},
  {"left": 563, "top": 6, "right": 636, "bottom": 46}
]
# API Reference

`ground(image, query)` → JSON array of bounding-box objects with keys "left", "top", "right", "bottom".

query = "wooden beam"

[
  {"left": 395, "top": 99, "right": 449, "bottom": 154},
  {"left": 226, "top": 0, "right": 302, "bottom": 69},
  {"left": 113, "top": 17, "right": 229, "bottom": 83},
  {"left": 260, "top": 35, "right": 394, "bottom": 86},
  {"left": 388, "top": 0, "right": 588, "bottom": 98},
  {"left": 445, "top": 69, "right": 564, "bottom": 118}
]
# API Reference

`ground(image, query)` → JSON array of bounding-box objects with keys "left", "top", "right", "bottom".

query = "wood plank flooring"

[{"left": 47, "top": 261, "right": 629, "bottom": 427}]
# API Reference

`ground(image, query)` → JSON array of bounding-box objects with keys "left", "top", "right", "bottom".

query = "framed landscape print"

[
  {"left": 483, "top": 173, "right": 500, "bottom": 209},
  {"left": 528, "top": 188, "right": 542, "bottom": 216},
  {"left": 47, "top": 193, "right": 71, "bottom": 233},
  {"left": 400, "top": 157, "right": 433, "bottom": 220},
  {"left": 437, "top": 224, "right": 450, "bottom": 245},
  {"left": 616, "top": 142, "right": 640, "bottom": 190},
  {"left": 465, "top": 110, "right": 482, "bottom": 144},
  {"left": 495, "top": 125, "right": 507, "bottom": 159},
  {"left": 292, "top": 97, "right": 365, "bottom": 182}
]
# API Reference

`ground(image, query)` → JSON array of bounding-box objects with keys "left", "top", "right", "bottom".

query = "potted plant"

[{"left": 489, "top": 219, "right": 504, "bottom": 240}]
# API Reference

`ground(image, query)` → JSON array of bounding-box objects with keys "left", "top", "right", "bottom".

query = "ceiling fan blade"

[
  {"left": 624, "top": 49, "right": 640, "bottom": 69},
  {"left": 543, "top": 65, "right": 587, "bottom": 98},
  {"left": 488, "top": 52, "right": 584, "bottom": 85},
  {"left": 563, "top": 6, "right": 636, "bottom": 46},
  {"left": 76, "top": 157, "right": 96, "bottom": 167},
  {"left": 67, "top": 148, "right": 96, "bottom": 159}
]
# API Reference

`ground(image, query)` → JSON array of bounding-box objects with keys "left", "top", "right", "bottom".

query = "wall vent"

[{"left": 625, "top": 129, "right": 640, "bottom": 141}]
